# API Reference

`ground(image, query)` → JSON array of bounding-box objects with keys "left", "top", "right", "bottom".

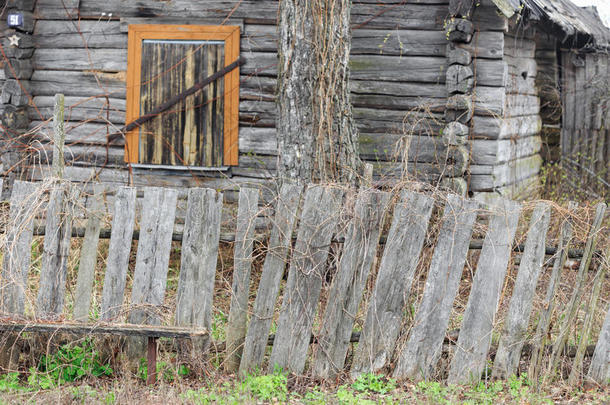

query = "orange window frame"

[{"left": 125, "top": 24, "right": 240, "bottom": 166}]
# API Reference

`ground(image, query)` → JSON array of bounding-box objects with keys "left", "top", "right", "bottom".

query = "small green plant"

[
  {"left": 415, "top": 381, "right": 450, "bottom": 404},
  {"left": 241, "top": 368, "right": 288, "bottom": 402},
  {"left": 28, "top": 339, "right": 112, "bottom": 388},
  {"left": 351, "top": 372, "right": 396, "bottom": 394},
  {"left": 0, "top": 372, "right": 22, "bottom": 392},
  {"left": 336, "top": 386, "right": 375, "bottom": 405}
]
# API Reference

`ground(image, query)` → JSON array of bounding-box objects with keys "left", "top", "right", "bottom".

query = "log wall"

[{"left": 18, "top": 0, "right": 460, "bottom": 191}]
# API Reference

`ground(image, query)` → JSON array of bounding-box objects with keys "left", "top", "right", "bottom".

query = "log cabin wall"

[
  {"left": 470, "top": 9, "right": 543, "bottom": 204},
  {"left": 18, "top": 0, "right": 466, "bottom": 193}
]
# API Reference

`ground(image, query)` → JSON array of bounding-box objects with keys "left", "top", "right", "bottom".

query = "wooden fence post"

[
  {"left": 492, "top": 202, "right": 551, "bottom": 378},
  {"left": 312, "top": 189, "right": 390, "bottom": 379},
  {"left": 588, "top": 303, "right": 610, "bottom": 384},
  {"left": 52, "top": 93, "right": 65, "bottom": 179},
  {"left": 447, "top": 199, "right": 521, "bottom": 385},
  {"left": 393, "top": 194, "right": 478, "bottom": 380},
  {"left": 239, "top": 183, "right": 303, "bottom": 376},
  {"left": 268, "top": 185, "right": 343, "bottom": 374},
  {"left": 225, "top": 187, "right": 260, "bottom": 372}
]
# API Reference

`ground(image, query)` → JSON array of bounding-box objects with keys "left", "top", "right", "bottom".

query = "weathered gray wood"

[
  {"left": 30, "top": 95, "right": 126, "bottom": 124},
  {"left": 174, "top": 188, "right": 223, "bottom": 353},
  {"left": 127, "top": 187, "right": 178, "bottom": 359},
  {"left": 238, "top": 183, "right": 303, "bottom": 375},
  {"left": 492, "top": 202, "right": 551, "bottom": 379},
  {"left": 351, "top": 191, "right": 434, "bottom": 378},
  {"left": 447, "top": 200, "right": 521, "bottom": 384},
  {"left": 569, "top": 244, "right": 609, "bottom": 384},
  {"left": 100, "top": 187, "right": 137, "bottom": 321},
  {"left": 33, "top": 20, "right": 126, "bottom": 49},
  {"left": 392, "top": 195, "right": 479, "bottom": 380},
  {"left": 36, "top": 184, "right": 75, "bottom": 317},
  {"left": 225, "top": 188, "right": 260, "bottom": 372},
  {"left": 588, "top": 303, "right": 610, "bottom": 384},
  {"left": 52, "top": 93, "right": 65, "bottom": 179},
  {"left": 471, "top": 136, "right": 542, "bottom": 165},
  {"left": 528, "top": 202, "right": 576, "bottom": 381},
  {"left": 30, "top": 70, "right": 126, "bottom": 99},
  {"left": 268, "top": 185, "right": 343, "bottom": 374},
  {"left": 0, "top": 321, "right": 207, "bottom": 339},
  {"left": 128, "top": 188, "right": 178, "bottom": 325},
  {"left": 0, "top": 181, "right": 39, "bottom": 315},
  {"left": 33, "top": 49, "right": 127, "bottom": 72},
  {"left": 312, "top": 190, "right": 390, "bottom": 379},
  {"left": 73, "top": 186, "right": 104, "bottom": 321},
  {"left": 546, "top": 203, "right": 607, "bottom": 382},
  {"left": 472, "top": 114, "right": 542, "bottom": 140},
  {"left": 469, "top": 155, "right": 542, "bottom": 191}
]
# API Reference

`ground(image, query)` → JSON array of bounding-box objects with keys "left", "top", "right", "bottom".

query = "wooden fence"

[{"left": 0, "top": 179, "right": 608, "bottom": 385}]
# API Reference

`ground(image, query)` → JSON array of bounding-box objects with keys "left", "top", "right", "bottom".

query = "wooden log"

[
  {"left": 471, "top": 136, "right": 542, "bottom": 165},
  {"left": 73, "top": 185, "right": 104, "bottom": 321},
  {"left": 492, "top": 202, "right": 551, "bottom": 379},
  {"left": 37, "top": 183, "right": 75, "bottom": 317},
  {"left": 0, "top": 321, "right": 207, "bottom": 339},
  {"left": 1, "top": 79, "right": 31, "bottom": 106},
  {"left": 447, "top": 65, "right": 474, "bottom": 94},
  {"left": 225, "top": 188, "right": 260, "bottom": 372},
  {"left": 100, "top": 186, "right": 137, "bottom": 321},
  {"left": 33, "top": 49, "right": 127, "bottom": 72},
  {"left": 30, "top": 95, "right": 126, "bottom": 124},
  {"left": 469, "top": 155, "right": 542, "bottom": 191},
  {"left": 312, "top": 190, "right": 390, "bottom": 379},
  {"left": 52, "top": 93, "right": 65, "bottom": 179},
  {"left": 268, "top": 185, "right": 343, "bottom": 374},
  {"left": 588, "top": 303, "right": 610, "bottom": 384},
  {"left": 238, "top": 183, "right": 303, "bottom": 376},
  {"left": 447, "top": 199, "right": 521, "bottom": 384},
  {"left": 528, "top": 202, "right": 576, "bottom": 382},
  {"left": 127, "top": 187, "right": 178, "bottom": 359},
  {"left": 3, "top": 58, "right": 32, "bottom": 80},
  {"left": 350, "top": 80, "right": 446, "bottom": 99},
  {"left": 0, "top": 181, "right": 39, "bottom": 315},
  {"left": 472, "top": 114, "right": 542, "bottom": 140},
  {"left": 174, "top": 188, "right": 223, "bottom": 355},
  {"left": 546, "top": 203, "right": 607, "bottom": 383},
  {"left": 449, "top": 0, "right": 475, "bottom": 18},
  {"left": 30, "top": 70, "right": 126, "bottom": 99},
  {"left": 446, "top": 18, "right": 473, "bottom": 43},
  {"left": 392, "top": 195, "right": 479, "bottom": 380},
  {"left": 351, "top": 191, "right": 433, "bottom": 378},
  {"left": 33, "top": 20, "right": 126, "bottom": 48}
]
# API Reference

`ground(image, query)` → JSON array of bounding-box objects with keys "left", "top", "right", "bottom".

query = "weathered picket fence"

[{"left": 0, "top": 179, "right": 608, "bottom": 386}]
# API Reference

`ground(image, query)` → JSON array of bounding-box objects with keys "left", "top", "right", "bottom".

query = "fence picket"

[
  {"left": 1, "top": 181, "right": 39, "bottom": 315},
  {"left": 239, "top": 184, "right": 303, "bottom": 375},
  {"left": 225, "top": 187, "right": 260, "bottom": 372},
  {"left": 312, "top": 190, "right": 390, "bottom": 379},
  {"left": 528, "top": 202, "right": 576, "bottom": 381},
  {"left": 100, "top": 187, "right": 137, "bottom": 321},
  {"left": 351, "top": 191, "right": 434, "bottom": 378},
  {"left": 393, "top": 194, "right": 479, "bottom": 380},
  {"left": 588, "top": 303, "right": 610, "bottom": 383},
  {"left": 268, "top": 185, "right": 343, "bottom": 374},
  {"left": 492, "top": 202, "right": 551, "bottom": 378},
  {"left": 447, "top": 199, "right": 521, "bottom": 384},
  {"left": 73, "top": 185, "right": 104, "bottom": 321},
  {"left": 174, "top": 188, "right": 223, "bottom": 352},
  {"left": 37, "top": 183, "right": 75, "bottom": 317}
]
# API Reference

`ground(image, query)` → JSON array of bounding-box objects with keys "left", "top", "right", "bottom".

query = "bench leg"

[{"left": 147, "top": 337, "right": 157, "bottom": 385}]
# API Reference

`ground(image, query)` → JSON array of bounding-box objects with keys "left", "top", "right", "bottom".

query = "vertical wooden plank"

[
  {"left": 569, "top": 245, "right": 609, "bottom": 384},
  {"left": 1, "top": 181, "right": 39, "bottom": 315},
  {"left": 52, "top": 93, "right": 65, "bottom": 179},
  {"left": 447, "top": 199, "right": 521, "bottom": 385},
  {"left": 528, "top": 202, "right": 576, "bottom": 381},
  {"left": 174, "top": 187, "right": 223, "bottom": 351},
  {"left": 268, "top": 185, "right": 343, "bottom": 374},
  {"left": 392, "top": 195, "right": 479, "bottom": 380},
  {"left": 37, "top": 184, "right": 75, "bottom": 317},
  {"left": 312, "top": 190, "right": 390, "bottom": 379},
  {"left": 492, "top": 202, "right": 551, "bottom": 379},
  {"left": 225, "top": 187, "right": 260, "bottom": 372},
  {"left": 73, "top": 185, "right": 104, "bottom": 321},
  {"left": 100, "top": 187, "right": 137, "bottom": 321},
  {"left": 238, "top": 183, "right": 303, "bottom": 376},
  {"left": 128, "top": 187, "right": 178, "bottom": 325},
  {"left": 351, "top": 191, "right": 433, "bottom": 378},
  {"left": 546, "top": 202, "right": 607, "bottom": 382},
  {"left": 588, "top": 302, "right": 610, "bottom": 384},
  {"left": 127, "top": 187, "right": 177, "bottom": 359}
]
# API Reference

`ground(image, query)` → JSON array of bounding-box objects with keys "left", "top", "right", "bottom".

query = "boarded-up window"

[{"left": 125, "top": 25, "right": 240, "bottom": 166}]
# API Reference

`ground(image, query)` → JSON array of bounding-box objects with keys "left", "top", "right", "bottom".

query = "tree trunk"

[{"left": 276, "top": 0, "right": 362, "bottom": 185}]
